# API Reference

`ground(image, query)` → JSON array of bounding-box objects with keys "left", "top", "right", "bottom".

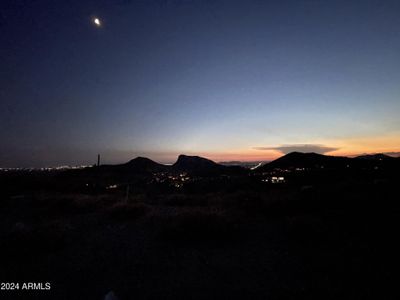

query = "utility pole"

[
  {"left": 97, "top": 154, "right": 100, "bottom": 167},
  {"left": 126, "top": 185, "right": 130, "bottom": 203}
]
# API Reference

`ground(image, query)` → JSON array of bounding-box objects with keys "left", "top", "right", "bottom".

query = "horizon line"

[{"left": 2, "top": 151, "right": 399, "bottom": 169}]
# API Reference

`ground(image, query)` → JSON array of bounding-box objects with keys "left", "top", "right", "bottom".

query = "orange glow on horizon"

[
  {"left": 128, "top": 134, "right": 400, "bottom": 164},
  {"left": 186, "top": 135, "right": 400, "bottom": 162}
]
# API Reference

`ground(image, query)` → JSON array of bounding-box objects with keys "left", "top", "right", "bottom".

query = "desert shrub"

[
  {"left": 286, "top": 215, "right": 327, "bottom": 247},
  {"left": 35, "top": 194, "right": 120, "bottom": 218},
  {"left": 158, "top": 210, "right": 239, "bottom": 245},
  {"left": 125, "top": 193, "right": 148, "bottom": 204},
  {"left": 216, "top": 191, "right": 281, "bottom": 216},
  {"left": 52, "top": 197, "right": 97, "bottom": 215},
  {"left": 103, "top": 202, "right": 149, "bottom": 222},
  {"left": 2, "top": 222, "right": 69, "bottom": 260},
  {"left": 161, "top": 194, "right": 209, "bottom": 207}
]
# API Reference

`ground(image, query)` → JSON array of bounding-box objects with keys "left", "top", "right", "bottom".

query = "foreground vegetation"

[{"left": 0, "top": 167, "right": 399, "bottom": 299}]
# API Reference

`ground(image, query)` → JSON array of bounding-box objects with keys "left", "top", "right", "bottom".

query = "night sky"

[{"left": 1, "top": 0, "right": 400, "bottom": 167}]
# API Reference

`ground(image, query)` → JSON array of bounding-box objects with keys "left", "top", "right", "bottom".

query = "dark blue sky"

[{"left": 1, "top": 0, "right": 400, "bottom": 167}]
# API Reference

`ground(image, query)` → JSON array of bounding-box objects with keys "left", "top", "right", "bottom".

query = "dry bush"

[
  {"left": 161, "top": 194, "right": 209, "bottom": 207},
  {"left": 2, "top": 222, "right": 70, "bottom": 259},
  {"left": 103, "top": 202, "right": 149, "bottom": 222},
  {"left": 213, "top": 189, "right": 302, "bottom": 218},
  {"left": 158, "top": 209, "right": 239, "bottom": 245},
  {"left": 36, "top": 194, "right": 120, "bottom": 217}
]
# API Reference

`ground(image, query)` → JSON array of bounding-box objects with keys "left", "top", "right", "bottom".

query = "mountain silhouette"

[
  {"left": 81, "top": 155, "right": 245, "bottom": 177},
  {"left": 173, "top": 155, "right": 218, "bottom": 169},
  {"left": 259, "top": 152, "right": 352, "bottom": 171},
  {"left": 90, "top": 157, "right": 168, "bottom": 176},
  {"left": 258, "top": 151, "right": 400, "bottom": 172},
  {"left": 167, "top": 155, "right": 245, "bottom": 176},
  {"left": 119, "top": 157, "right": 168, "bottom": 173},
  {"left": 171, "top": 155, "right": 225, "bottom": 175},
  {"left": 355, "top": 153, "right": 395, "bottom": 161}
]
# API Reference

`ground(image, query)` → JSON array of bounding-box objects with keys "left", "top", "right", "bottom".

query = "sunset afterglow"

[{"left": 2, "top": 1, "right": 400, "bottom": 167}]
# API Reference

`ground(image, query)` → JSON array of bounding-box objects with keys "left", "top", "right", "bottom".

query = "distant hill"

[
  {"left": 85, "top": 155, "right": 246, "bottom": 177},
  {"left": 172, "top": 155, "right": 219, "bottom": 170},
  {"left": 219, "top": 161, "right": 268, "bottom": 169},
  {"left": 171, "top": 155, "right": 244, "bottom": 176},
  {"left": 258, "top": 152, "right": 352, "bottom": 171},
  {"left": 258, "top": 151, "right": 400, "bottom": 172},
  {"left": 83, "top": 157, "right": 168, "bottom": 177},
  {"left": 118, "top": 157, "right": 168, "bottom": 173},
  {"left": 354, "top": 154, "right": 395, "bottom": 161},
  {"left": 219, "top": 161, "right": 246, "bottom": 166}
]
